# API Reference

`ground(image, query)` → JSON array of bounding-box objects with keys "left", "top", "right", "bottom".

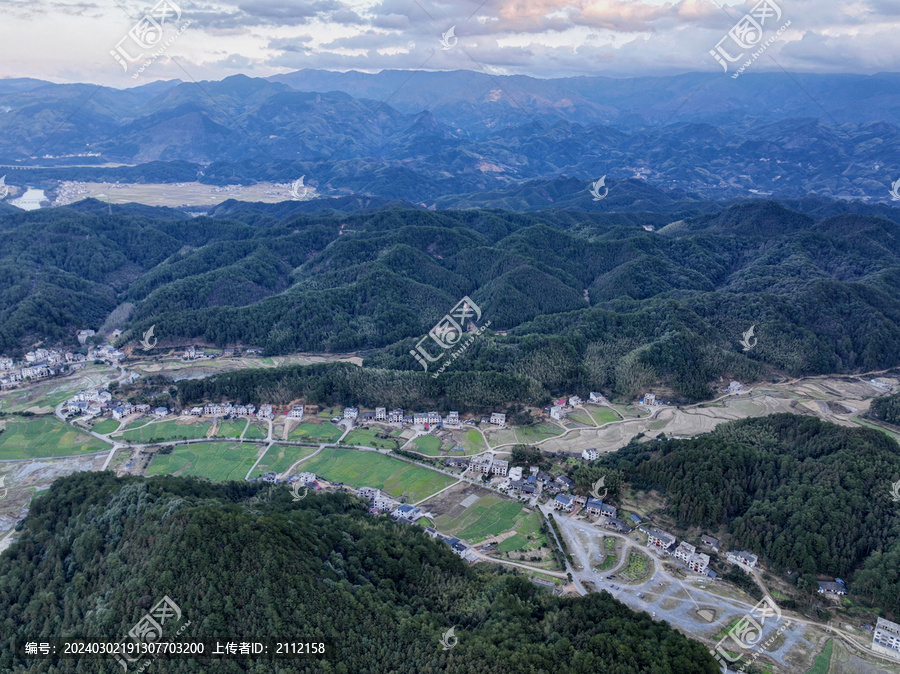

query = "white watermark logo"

[
  {"left": 589, "top": 176, "right": 609, "bottom": 201},
  {"left": 110, "top": 0, "right": 192, "bottom": 79},
  {"left": 591, "top": 476, "right": 608, "bottom": 500},
  {"left": 709, "top": 0, "right": 790, "bottom": 79},
  {"left": 440, "top": 26, "right": 458, "bottom": 50},
  {"left": 739, "top": 325, "right": 758, "bottom": 352},
  {"left": 290, "top": 176, "right": 308, "bottom": 200},
  {"left": 710, "top": 597, "right": 790, "bottom": 672},
  {"left": 140, "top": 325, "right": 158, "bottom": 351},
  {"left": 891, "top": 479, "right": 900, "bottom": 503},
  {"left": 0, "top": 175, "right": 8, "bottom": 200},
  {"left": 440, "top": 626, "right": 458, "bottom": 650},
  {"left": 890, "top": 179, "right": 900, "bottom": 202},
  {"left": 410, "top": 296, "right": 491, "bottom": 378},
  {"left": 0, "top": 475, "right": 8, "bottom": 500},
  {"left": 113, "top": 596, "right": 189, "bottom": 671},
  {"left": 291, "top": 483, "right": 308, "bottom": 501}
]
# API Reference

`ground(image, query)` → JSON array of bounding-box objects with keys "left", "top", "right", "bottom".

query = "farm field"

[
  {"left": 250, "top": 444, "right": 318, "bottom": 477},
  {"left": 301, "top": 448, "right": 454, "bottom": 502},
  {"left": 91, "top": 418, "right": 121, "bottom": 435},
  {"left": 433, "top": 494, "right": 528, "bottom": 542},
  {"left": 588, "top": 408, "right": 620, "bottom": 424},
  {"left": 214, "top": 419, "right": 248, "bottom": 438},
  {"left": 411, "top": 435, "right": 441, "bottom": 455},
  {"left": 145, "top": 442, "right": 261, "bottom": 481},
  {"left": 486, "top": 428, "right": 517, "bottom": 447},
  {"left": 123, "top": 419, "right": 212, "bottom": 443},
  {"left": 344, "top": 428, "right": 400, "bottom": 450},
  {"left": 458, "top": 429, "right": 487, "bottom": 453},
  {"left": 243, "top": 422, "right": 268, "bottom": 440},
  {"left": 515, "top": 423, "right": 564, "bottom": 443},
  {"left": 0, "top": 416, "right": 109, "bottom": 459},
  {"left": 288, "top": 422, "right": 343, "bottom": 443}
]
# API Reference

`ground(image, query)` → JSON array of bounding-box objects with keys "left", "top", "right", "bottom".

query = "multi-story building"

[
  {"left": 646, "top": 528, "right": 677, "bottom": 551},
  {"left": 491, "top": 459, "right": 509, "bottom": 477},
  {"left": 727, "top": 550, "right": 759, "bottom": 572},
  {"left": 489, "top": 412, "right": 506, "bottom": 426},
  {"left": 288, "top": 405, "right": 305, "bottom": 419},
  {"left": 375, "top": 407, "right": 387, "bottom": 421},
  {"left": 258, "top": 404, "right": 274, "bottom": 419},
  {"left": 446, "top": 411, "right": 459, "bottom": 425},
  {"left": 388, "top": 409, "right": 404, "bottom": 423},
  {"left": 688, "top": 553, "right": 710, "bottom": 574},
  {"left": 673, "top": 542, "right": 696, "bottom": 564},
  {"left": 582, "top": 448, "right": 599, "bottom": 460},
  {"left": 343, "top": 407, "right": 359, "bottom": 420},
  {"left": 873, "top": 618, "right": 900, "bottom": 660},
  {"left": 427, "top": 411, "right": 441, "bottom": 425},
  {"left": 553, "top": 494, "right": 575, "bottom": 512},
  {"left": 550, "top": 405, "right": 568, "bottom": 420}
]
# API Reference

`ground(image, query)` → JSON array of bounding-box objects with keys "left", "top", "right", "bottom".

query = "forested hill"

[
  {"left": 0, "top": 473, "right": 717, "bottom": 673},
  {"left": 3, "top": 200, "right": 900, "bottom": 402},
  {"left": 600, "top": 415, "right": 900, "bottom": 617}
]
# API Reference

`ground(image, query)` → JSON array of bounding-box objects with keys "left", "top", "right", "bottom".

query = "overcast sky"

[{"left": 1, "top": 0, "right": 898, "bottom": 86}]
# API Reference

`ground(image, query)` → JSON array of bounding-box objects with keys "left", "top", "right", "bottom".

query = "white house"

[
  {"left": 375, "top": 407, "right": 387, "bottom": 421},
  {"left": 258, "top": 404, "right": 274, "bottom": 419},
  {"left": 582, "top": 448, "right": 599, "bottom": 461},
  {"left": 550, "top": 405, "right": 568, "bottom": 421},
  {"left": 646, "top": 528, "right": 677, "bottom": 551},
  {"left": 490, "top": 412, "right": 506, "bottom": 426},
  {"left": 727, "top": 550, "right": 759, "bottom": 571},
  {"left": 288, "top": 405, "right": 305, "bottom": 419},
  {"left": 491, "top": 460, "right": 509, "bottom": 477},
  {"left": 872, "top": 618, "right": 900, "bottom": 659},
  {"left": 568, "top": 396, "right": 583, "bottom": 406}
]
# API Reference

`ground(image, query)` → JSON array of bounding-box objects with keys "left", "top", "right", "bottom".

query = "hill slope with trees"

[{"left": 0, "top": 472, "right": 717, "bottom": 673}]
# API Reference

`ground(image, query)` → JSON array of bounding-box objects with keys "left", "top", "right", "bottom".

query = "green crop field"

[
  {"left": 805, "top": 639, "right": 832, "bottom": 674},
  {"left": 516, "top": 423, "right": 563, "bottom": 443},
  {"left": 91, "top": 418, "right": 121, "bottom": 435},
  {"left": 146, "top": 442, "right": 261, "bottom": 481},
  {"left": 568, "top": 410, "right": 595, "bottom": 425},
  {"left": 123, "top": 419, "right": 212, "bottom": 443},
  {"left": 243, "top": 422, "right": 268, "bottom": 440},
  {"left": 0, "top": 416, "right": 109, "bottom": 459},
  {"left": 214, "top": 419, "right": 248, "bottom": 438},
  {"left": 301, "top": 448, "right": 453, "bottom": 501},
  {"left": 434, "top": 495, "right": 527, "bottom": 541},
  {"left": 344, "top": 428, "right": 400, "bottom": 450},
  {"left": 589, "top": 408, "right": 620, "bottom": 424},
  {"left": 459, "top": 429, "right": 487, "bottom": 453},
  {"left": 411, "top": 435, "right": 441, "bottom": 455},
  {"left": 289, "top": 422, "right": 343, "bottom": 443},
  {"left": 251, "top": 444, "right": 318, "bottom": 477}
]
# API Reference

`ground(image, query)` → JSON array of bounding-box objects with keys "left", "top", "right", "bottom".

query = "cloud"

[{"left": 1, "top": 0, "right": 899, "bottom": 84}]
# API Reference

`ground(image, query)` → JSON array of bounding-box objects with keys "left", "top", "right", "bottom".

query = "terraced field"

[
  {"left": 251, "top": 444, "right": 318, "bottom": 477},
  {"left": 123, "top": 419, "right": 213, "bottom": 443},
  {"left": 0, "top": 416, "right": 109, "bottom": 459},
  {"left": 288, "top": 422, "right": 343, "bottom": 443},
  {"left": 433, "top": 494, "right": 528, "bottom": 542},
  {"left": 145, "top": 442, "right": 261, "bottom": 481},
  {"left": 301, "top": 448, "right": 454, "bottom": 501},
  {"left": 214, "top": 419, "right": 248, "bottom": 438}
]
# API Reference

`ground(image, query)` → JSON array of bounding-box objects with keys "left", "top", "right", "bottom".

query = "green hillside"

[{"left": 0, "top": 473, "right": 717, "bottom": 673}]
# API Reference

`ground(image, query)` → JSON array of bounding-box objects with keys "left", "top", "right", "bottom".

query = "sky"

[{"left": 0, "top": 0, "right": 898, "bottom": 86}]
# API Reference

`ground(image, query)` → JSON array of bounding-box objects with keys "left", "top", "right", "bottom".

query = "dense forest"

[
  {"left": 869, "top": 392, "right": 900, "bottom": 425},
  {"left": 0, "top": 473, "right": 717, "bottom": 673},
  {"left": 600, "top": 415, "right": 900, "bottom": 616},
  {"left": 3, "top": 201, "right": 900, "bottom": 402}
]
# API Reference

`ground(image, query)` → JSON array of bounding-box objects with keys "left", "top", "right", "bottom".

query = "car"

[
  {"left": 608, "top": 575, "right": 616, "bottom": 579},
  {"left": 639, "top": 593, "right": 645, "bottom": 598},
  {"left": 652, "top": 612, "right": 657, "bottom": 617}
]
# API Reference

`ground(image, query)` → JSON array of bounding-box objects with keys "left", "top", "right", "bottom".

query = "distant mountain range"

[{"left": 0, "top": 71, "right": 899, "bottom": 204}]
